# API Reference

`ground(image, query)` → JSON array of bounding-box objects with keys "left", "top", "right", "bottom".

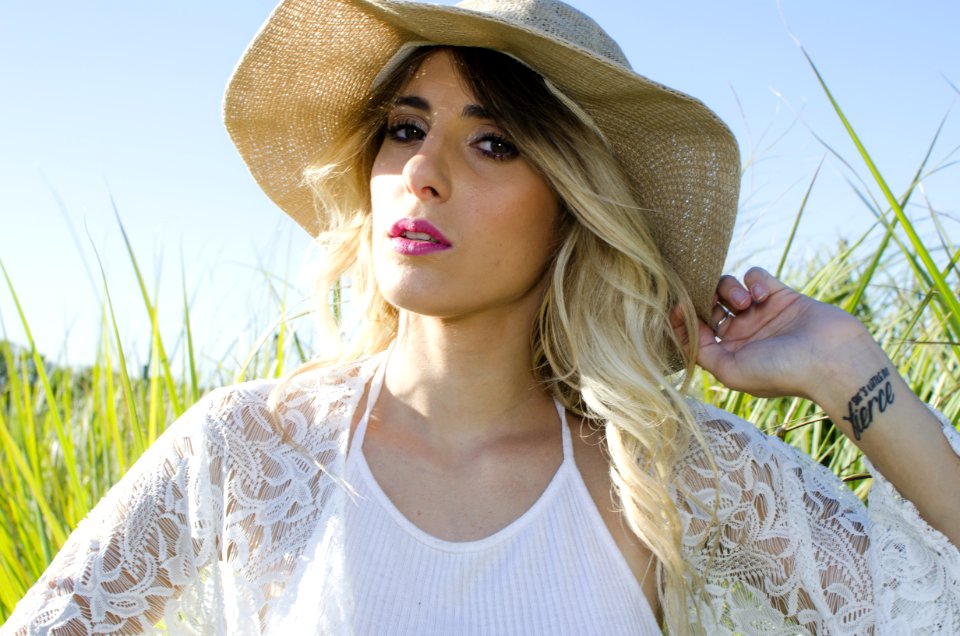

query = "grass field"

[{"left": 2, "top": 55, "right": 959, "bottom": 621}]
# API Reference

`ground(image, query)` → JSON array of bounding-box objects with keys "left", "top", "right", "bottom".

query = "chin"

[{"left": 373, "top": 258, "right": 458, "bottom": 317}]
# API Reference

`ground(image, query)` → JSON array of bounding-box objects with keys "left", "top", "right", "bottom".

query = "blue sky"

[{"left": 1, "top": 1, "right": 958, "bottom": 368}]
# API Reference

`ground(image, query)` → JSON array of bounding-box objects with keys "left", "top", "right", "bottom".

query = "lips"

[{"left": 388, "top": 218, "right": 452, "bottom": 255}]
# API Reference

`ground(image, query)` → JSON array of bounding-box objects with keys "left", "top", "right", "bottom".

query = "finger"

[
  {"left": 742, "top": 266, "right": 790, "bottom": 302},
  {"left": 669, "top": 305, "right": 689, "bottom": 350},
  {"left": 669, "top": 304, "right": 686, "bottom": 329},
  {"left": 710, "top": 303, "right": 734, "bottom": 337},
  {"left": 716, "top": 274, "right": 752, "bottom": 311},
  {"left": 693, "top": 320, "right": 736, "bottom": 379}
]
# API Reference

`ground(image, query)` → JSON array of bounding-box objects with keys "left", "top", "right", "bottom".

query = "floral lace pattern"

[
  {"left": 4, "top": 355, "right": 958, "bottom": 635},
  {"left": 677, "top": 402, "right": 960, "bottom": 634}
]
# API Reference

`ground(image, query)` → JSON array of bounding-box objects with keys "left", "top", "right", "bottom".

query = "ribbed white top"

[{"left": 343, "top": 361, "right": 659, "bottom": 635}]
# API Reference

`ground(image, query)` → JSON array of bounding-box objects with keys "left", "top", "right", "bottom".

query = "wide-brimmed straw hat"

[{"left": 224, "top": 0, "right": 740, "bottom": 321}]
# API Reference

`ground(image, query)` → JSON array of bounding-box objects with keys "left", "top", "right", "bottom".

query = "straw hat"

[{"left": 224, "top": 0, "right": 740, "bottom": 321}]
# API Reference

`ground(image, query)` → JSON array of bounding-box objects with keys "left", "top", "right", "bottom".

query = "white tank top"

[{"left": 343, "top": 361, "right": 660, "bottom": 635}]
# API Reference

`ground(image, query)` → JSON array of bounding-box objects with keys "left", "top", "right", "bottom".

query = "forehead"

[{"left": 396, "top": 49, "right": 480, "bottom": 106}]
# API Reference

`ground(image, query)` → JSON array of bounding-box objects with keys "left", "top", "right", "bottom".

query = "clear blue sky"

[{"left": 1, "top": 1, "right": 958, "bottom": 368}]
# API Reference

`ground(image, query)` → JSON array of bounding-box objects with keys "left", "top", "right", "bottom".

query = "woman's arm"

[{"left": 684, "top": 266, "right": 960, "bottom": 547}]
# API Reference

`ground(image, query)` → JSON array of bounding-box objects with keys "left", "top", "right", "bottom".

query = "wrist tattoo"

[{"left": 841, "top": 366, "right": 895, "bottom": 440}]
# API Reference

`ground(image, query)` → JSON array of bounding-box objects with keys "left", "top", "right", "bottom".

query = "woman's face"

[{"left": 370, "top": 49, "right": 561, "bottom": 322}]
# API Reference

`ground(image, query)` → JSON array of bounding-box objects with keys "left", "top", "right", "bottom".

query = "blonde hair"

[{"left": 293, "top": 46, "right": 716, "bottom": 633}]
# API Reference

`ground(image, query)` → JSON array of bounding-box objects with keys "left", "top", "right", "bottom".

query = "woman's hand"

[{"left": 676, "top": 266, "right": 876, "bottom": 403}]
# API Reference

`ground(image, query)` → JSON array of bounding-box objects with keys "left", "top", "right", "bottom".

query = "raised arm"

[
  {"left": 689, "top": 266, "right": 960, "bottom": 547},
  {"left": 669, "top": 266, "right": 960, "bottom": 632}
]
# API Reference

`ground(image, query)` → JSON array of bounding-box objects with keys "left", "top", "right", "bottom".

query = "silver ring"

[{"left": 714, "top": 308, "right": 734, "bottom": 331}]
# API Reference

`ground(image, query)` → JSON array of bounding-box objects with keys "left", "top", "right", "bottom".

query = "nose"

[{"left": 402, "top": 133, "right": 451, "bottom": 202}]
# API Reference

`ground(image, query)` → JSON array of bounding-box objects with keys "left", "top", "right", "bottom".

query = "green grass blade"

[
  {"left": 111, "top": 199, "right": 183, "bottom": 417},
  {"left": 776, "top": 158, "right": 822, "bottom": 278},
  {"left": 88, "top": 241, "right": 145, "bottom": 451},
  {"left": 181, "top": 260, "right": 200, "bottom": 405},
  {"left": 0, "top": 395, "right": 67, "bottom": 547},
  {"left": 0, "top": 259, "right": 88, "bottom": 516},
  {"left": 802, "top": 48, "right": 960, "bottom": 337},
  {"left": 100, "top": 307, "right": 127, "bottom": 475}
]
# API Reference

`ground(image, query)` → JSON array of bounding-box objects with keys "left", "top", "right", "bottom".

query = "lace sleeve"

[
  {"left": 1, "top": 392, "right": 226, "bottom": 635},
  {"left": 2, "top": 360, "right": 372, "bottom": 636},
  {"left": 674, "top": 402, "right": 960, "bottom": 635},
  {"left": 865, "top": 408, "right": 960, "bottom": 632}
]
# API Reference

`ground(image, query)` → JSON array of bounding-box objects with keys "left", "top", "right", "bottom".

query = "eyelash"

[{"left": 384, "top": 118, "right": 520, "bottom": 161}]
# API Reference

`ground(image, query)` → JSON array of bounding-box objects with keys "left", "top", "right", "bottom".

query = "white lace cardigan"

[{"left": 4, "top": 353, "right": 960, "bottom": 635}]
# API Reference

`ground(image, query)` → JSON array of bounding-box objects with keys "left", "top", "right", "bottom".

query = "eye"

[
  {"left": 474, "top": 134, "right": 520, "bottom": 160},
  {"left": 386, "top": 118, "right": 426, "bottom": 143}
]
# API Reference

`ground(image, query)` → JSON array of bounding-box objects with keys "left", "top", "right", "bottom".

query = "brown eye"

[
  {"left": 386, "top": 119, "right": 426, "bottom": 143},
  {"left": 475, "top": 134, "right": 519, "bottom": 160}
]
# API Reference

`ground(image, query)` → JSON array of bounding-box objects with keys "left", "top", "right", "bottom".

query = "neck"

[{"left": 379, "top": 309, "right": 555, "bottom": 444}]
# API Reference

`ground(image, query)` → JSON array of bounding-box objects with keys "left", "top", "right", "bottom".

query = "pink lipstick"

[{"left": 388, "top": 218, "right": 452, "bottom": 255}]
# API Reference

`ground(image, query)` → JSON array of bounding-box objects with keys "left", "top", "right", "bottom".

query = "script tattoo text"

[{"left": 841, "top": 366, "right": 895, "bottom": 441}]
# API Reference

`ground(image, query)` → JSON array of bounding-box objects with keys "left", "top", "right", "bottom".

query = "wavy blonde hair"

[{"left": 293, "top": 46, "right": 716, "bottom": 633}]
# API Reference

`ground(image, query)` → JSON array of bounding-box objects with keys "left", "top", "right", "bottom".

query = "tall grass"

[
  {"left": 2, "top": 56, "right": 959, "bottom": 621},
  {"left": 0, "top": 214, "right": 311, "bottom": 617}
]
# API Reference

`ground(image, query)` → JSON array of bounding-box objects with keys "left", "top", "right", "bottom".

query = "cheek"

[
  {"left": 369, "top": 171, "right": 394, "bottom": 211},
  {"left": 519, "top": 222, "right": 559, "bottom": 275},
  {"left": 370, "top": 141, "right": 406, "bottom": 209},
  {"left": 370, "top": 244, "right": 408, "bottom": 311},
  {"left": 477, "top": 203, "right": 559, "bottom": 288},
  {"left": 514, "top": 188, "right": 561, "bottom": 261},
  {"left": 369, "top": 173, "right": 404, "bottom": 238}
]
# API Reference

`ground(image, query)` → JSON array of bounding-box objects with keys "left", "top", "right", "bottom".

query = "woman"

[{"left": 5, "top": 0, "right": 959, "bottom": 634}]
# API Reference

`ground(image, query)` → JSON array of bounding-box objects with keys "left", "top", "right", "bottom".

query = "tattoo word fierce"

[{"left": 842, "top": 366, "right": 895, "bottom": 440}]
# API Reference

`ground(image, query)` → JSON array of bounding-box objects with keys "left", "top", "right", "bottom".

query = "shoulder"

[
  {"left": 674, "top": 398, "right": 867, "bottom": 526},
  {"left": 184, "top": 354, "right": 382, "bottom": 454},
  {"left": 675, "top": 399, "right": 780, "bottom": 477},
  {"left": 681, "top": 399, "right": 828, "bottom": 474}
]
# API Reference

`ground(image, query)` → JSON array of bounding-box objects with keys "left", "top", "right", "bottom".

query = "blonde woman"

[{"left": 5, "top": 1, "right": 959, "bottom": 634}]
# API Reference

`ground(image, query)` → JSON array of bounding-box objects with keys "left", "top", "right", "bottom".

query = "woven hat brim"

[{"left": 223, "top": 0, "right": 740, "bottom": 322}]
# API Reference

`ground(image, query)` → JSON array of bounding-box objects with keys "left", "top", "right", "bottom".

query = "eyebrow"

[{"left": 394, "top": 95, "right": 494, "bottom": 120}]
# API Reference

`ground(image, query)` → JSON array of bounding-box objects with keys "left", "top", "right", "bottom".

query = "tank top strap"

[
  {"left": 351, "top": 347, "right": 389, "bottom": 451},
  {"left": 554, "top": 397, "right": 574, "bottom": 464}
]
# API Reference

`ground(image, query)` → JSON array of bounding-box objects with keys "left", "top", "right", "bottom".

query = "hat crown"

[{"left": 454, "top": 0, "right": 630, "bottom": 69}]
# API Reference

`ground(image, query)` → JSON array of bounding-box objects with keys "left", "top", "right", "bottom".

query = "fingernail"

[
  {"left": 732, "top": 288, "right": 749, "bottom": 306},
  {"left": 750, "top": 283, "right": 766, "bottom": 300}
]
